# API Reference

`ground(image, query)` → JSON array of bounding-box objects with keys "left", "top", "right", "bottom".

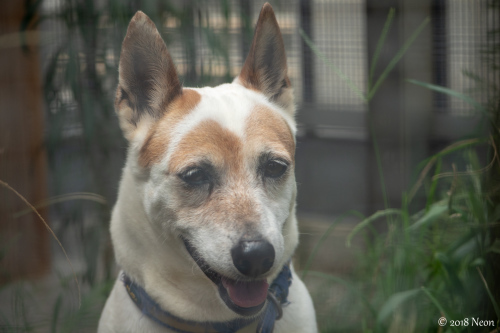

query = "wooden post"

[
  {"left": 0, "top": 0, "right": 50, "bottom": 283},
  {"left": 365, "top": 0, "right": 432, "bottom": 211}
]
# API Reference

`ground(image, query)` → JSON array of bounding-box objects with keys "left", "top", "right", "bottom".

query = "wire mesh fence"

[
  {"left": 38, "top": 0, "right": 498, "bottom": 138},
  {"left": 1, "top": 1, "right": 499, "bottom": 331}
]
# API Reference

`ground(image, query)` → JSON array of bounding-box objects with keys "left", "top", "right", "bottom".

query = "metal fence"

[{"left": 37, "top": 0, "right": 499, "bottom": 216}]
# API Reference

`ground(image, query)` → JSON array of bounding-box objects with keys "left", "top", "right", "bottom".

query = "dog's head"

[{"left": 113, "top": 3, "right": 298, "bottom": 319}]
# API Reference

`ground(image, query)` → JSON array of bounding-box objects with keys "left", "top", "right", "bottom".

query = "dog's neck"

[{"left": 122, "top": 262, "right": 292, "bottom": 333}]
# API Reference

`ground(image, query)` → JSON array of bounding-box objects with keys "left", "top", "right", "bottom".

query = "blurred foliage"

[
  {"left": 0, "top": 0, "right": 498, "bottom": 332},
  {"left": 305, "top": 142, "right": 499, "bottom": 332},
  {"left": 301, "top": 3, "right": 500, "bottom": 332}
]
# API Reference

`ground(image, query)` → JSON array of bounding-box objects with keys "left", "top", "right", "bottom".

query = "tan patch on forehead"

[
  {"left": 245, "top": 106, "right": 295, "bottom": 160},
  {"left": 168, "top": 119, "right": 243, "bottom": 173},
  {"left": 170, "top": 119, "right": 261, "bottom": 226},
  {"left": 139, "top": 89, "right": 201, "bottom": 168}
]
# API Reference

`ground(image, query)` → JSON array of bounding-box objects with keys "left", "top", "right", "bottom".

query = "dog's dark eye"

[
  {"left": 264, "top": 160, "right": 288, "bottom": 178},
  {"left": 180, "top": 168, "right": 209, "bottom": 186}
]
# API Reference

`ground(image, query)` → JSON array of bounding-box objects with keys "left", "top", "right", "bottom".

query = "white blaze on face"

[
  {"left": 138, "top": 83, "right": 297, "bottom": 278},
  {"left": 163, "top": 83, "right": 295, "bottom": 171}
]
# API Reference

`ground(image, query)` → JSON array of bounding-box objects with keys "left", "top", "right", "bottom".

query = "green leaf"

[
  {"left": 421, "top": 287, "right": 460, "bottom": 333},
  {"left": 434, "top": 252, "right": 466, "bottom": 296},
  {"left": 487, "top": 239, "right": 500, "bottom": 255},
  {"left": 409, "top": 201, "right": 447, "bottom": 231},
  {"left": 369, "top": 8, "right": 395, "bottom": 88},
  {"left": 346, "top": 209, "right": 401, "bottom": 247},
  {"left": 477, "top": 267, "right": 500, "bottom": 320},
  {"left": 367, "top": 16, "right": 430, "bottom": 101},
  {"left": 59, "top": 281, "right": 113, "bottom": 333},
  {"left": 376, "top": 288, "right": 421, "bottom": 326},
  {"left": 415, "top": 139, "right": 485, "bottom": 173},
  {"left": 406, "top": 79, "right": 487, "bottom": 114},
  {"left": 425, "top": 157, "right": 442, "bottom": 212}
]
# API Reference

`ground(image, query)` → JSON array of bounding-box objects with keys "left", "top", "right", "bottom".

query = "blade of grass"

[
  {"left": 301, "top": 210, "right": 365, "bottom": 279},
  {"left": 13, "top": 192, "right": 107, "bottom": 218},
  {"left": 435, "top": 252, "right": 466, "bottom": 296},
  {"left": 421, "top": 287, "right": 460, "bottom": 333},
  {"left": 51, "top": 294, "right": 63, "bottom": 333},
  {"left": 432, "top": 151, "right": 497, "bottom": 181},
  {"left": 369, "top": 120, "right": 390, "bottom": 211},
  {"left": 409, "top": 138, "right": 485, "bottom": 201},
  {"left": 409, "top": 201, "right": 447, "bottom": 232},
  {"left": 367, "top": 17, "right": 430, "bottom": 102},
  {"left": 477, "top": 267, "right": 500, "bottom": 319},
  {"left": 418, "top": 139, "right": 485, "bottom": 170},
  {"left": 407, "top": 79, "right": 487, "bottom": 114},
  {"left": 59, "top": 281, "right": 114, "bottom": 333},
  {"left": 487, "top": 239, "right": 500, "bottom": 255},
  {"left": 0, "top": 311, "right": 13, "bottom": 332},
  {"left": 425, "top": 157, "right": 442, "bottom": 212},
  {"left": 299, "top": 28, "right": 366, "bottom": 102},
  {"left": 368, "top": 8, "right": 395, "bottom": 88},
  {"left": 346, "top": 208, "right": 401, "bottom": 247},
  {"left": 0, "top": 180, "right": 81, "bottom": 307},
  {"left": 376, "top": 288, "right": 420, "bottom": 327},
  {"left": 409, "top": 156, "right": 437, "bottom": 202}
]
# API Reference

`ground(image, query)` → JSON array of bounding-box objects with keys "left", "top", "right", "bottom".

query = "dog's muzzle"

[
  {"left": 182, "top": 236, "right": 275, "bottom": 317},
  {"left": 231, "top": 238, "right": 275, "bottom": 278}
]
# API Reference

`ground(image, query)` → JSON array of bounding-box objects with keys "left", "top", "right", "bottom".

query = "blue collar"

[{"left": 122, "top": 263, "right": 292, "bottom": 333}]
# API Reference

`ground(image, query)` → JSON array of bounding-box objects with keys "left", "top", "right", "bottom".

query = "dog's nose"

[{"left": 231, "top": 239, "right": 275, "bottom": 278}]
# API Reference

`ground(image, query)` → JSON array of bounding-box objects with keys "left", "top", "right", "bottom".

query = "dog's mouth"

[{"left": 182, "top": 237, "right": 268, "bottom": 317}]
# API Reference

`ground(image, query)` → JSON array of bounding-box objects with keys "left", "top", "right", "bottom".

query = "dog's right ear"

[
  {"left": 236, "top": 3, "right": 294, "bottom": 114},
  {"left": 115, "top": 11, "right": 181, "bottom": 141}
]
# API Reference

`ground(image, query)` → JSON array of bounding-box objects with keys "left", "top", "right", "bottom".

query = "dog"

[{"left": 98, "top": 3, "right": 317, "bottom": 332}]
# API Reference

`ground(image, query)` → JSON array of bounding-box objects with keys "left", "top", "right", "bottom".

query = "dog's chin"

[{"left": 182, "top": 237, "right": 268, "bottom": 317}]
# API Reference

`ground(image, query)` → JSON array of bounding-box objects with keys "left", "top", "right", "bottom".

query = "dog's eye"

[
  {"left": 264, "top": 160, "right": 288, "bottom": 179},
  {"left": 180, "top": 168, "right": 209, "bottom": 186}
]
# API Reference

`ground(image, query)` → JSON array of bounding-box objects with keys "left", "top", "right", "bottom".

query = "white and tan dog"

[{"left": 98, "top": 3, "right": 317, "bottom": 332}]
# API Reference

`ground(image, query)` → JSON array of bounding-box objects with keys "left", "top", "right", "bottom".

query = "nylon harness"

[{"left": 122, "top": 262, "right": 292, "bottom": 333}]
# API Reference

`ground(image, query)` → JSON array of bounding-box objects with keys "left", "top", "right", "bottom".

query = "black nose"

[{"left": 231, "top": 239, "right": 275, "bottom": 278}]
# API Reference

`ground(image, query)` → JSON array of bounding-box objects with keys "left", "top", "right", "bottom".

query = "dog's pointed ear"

[
  {"left": 115, "top": 11, "right": 182, "bottom": 140},
  {"left": 236, "top": 3, "right": 294, "bottom": 114}
]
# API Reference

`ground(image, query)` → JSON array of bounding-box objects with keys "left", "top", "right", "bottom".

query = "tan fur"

[
  {"left": 168, "top": 119, "right": 243, "bottom": 174},
  {"left": 166, "top": 106, "right": 295, "bottom": 230},
  {"left": 245, "top": 105, "right": 295, "bottom": 161},
  {"left": 139, "top": 89, "right": 201, "bottom": 167}
]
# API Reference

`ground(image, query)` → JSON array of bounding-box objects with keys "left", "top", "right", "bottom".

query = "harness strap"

[
  {"left": 122, "top": 262, "right": 291, "bottom": 333},
  {"left": 257, "top": 263, "right": 292, "bottom": 333}
]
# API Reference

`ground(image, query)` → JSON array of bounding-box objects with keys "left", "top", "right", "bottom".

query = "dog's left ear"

[{"left": 236, "top": 3, "right": 294, "bottom": 114}]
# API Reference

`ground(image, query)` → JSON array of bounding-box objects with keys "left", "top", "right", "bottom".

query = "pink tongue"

[{"left": 221, "top": 277, "right": 269, "bottom": 308}]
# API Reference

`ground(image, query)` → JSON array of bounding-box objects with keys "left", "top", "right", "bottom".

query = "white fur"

[
  {"left": 99, "top": 74, "right": 318, "bottom": 331},
  {"left": 98, "top": 81, "right": 317, "bottom": 332},
  {"left": 99, "top": 11, "right": 316, "bottom": 330},
  {"left": 163, "top": 84, "right": 296, "bottom": 174}
]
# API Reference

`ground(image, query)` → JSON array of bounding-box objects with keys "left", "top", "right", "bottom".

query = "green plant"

[{"left": 300, "top": 7, "right": 499, "bottom": 333}]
